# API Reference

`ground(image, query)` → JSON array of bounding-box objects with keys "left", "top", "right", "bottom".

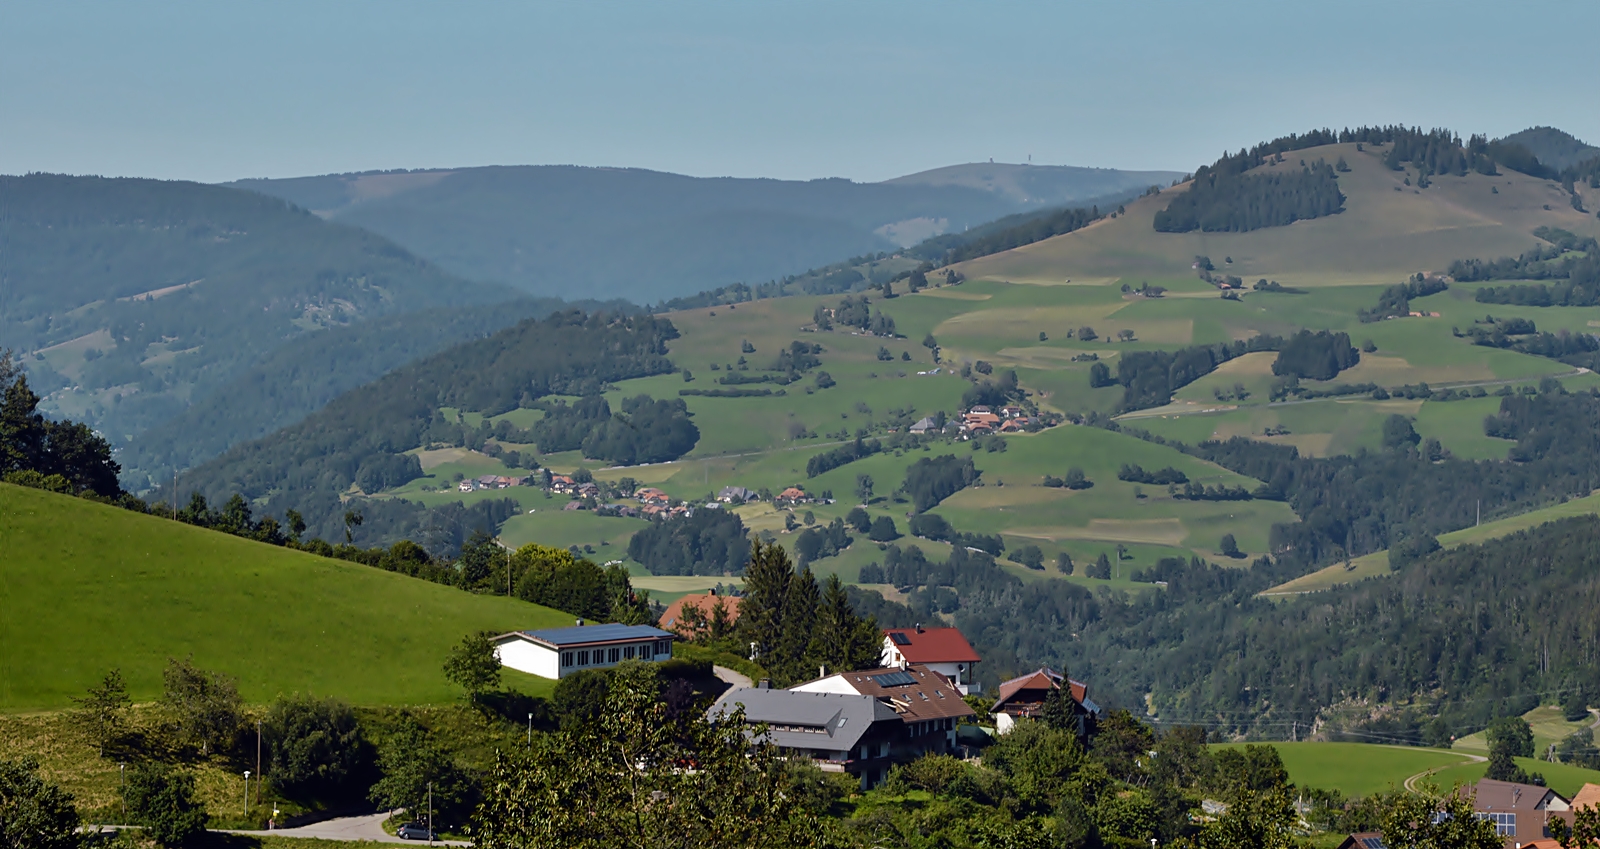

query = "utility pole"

[{"left": 119, "top": 763, "right": 125, "bottom": 821}]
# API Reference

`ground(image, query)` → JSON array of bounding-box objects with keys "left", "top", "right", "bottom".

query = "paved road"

[
  {"left": 227, "top": 811, "right": 468, "bottom": 846},
  {"left": 714, "top": 665, "right": 753, "bottom": 689}
]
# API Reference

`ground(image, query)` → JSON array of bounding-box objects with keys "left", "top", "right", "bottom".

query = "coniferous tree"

[{"left": 738, "top": 542, "right": 793, "bottom": 663}]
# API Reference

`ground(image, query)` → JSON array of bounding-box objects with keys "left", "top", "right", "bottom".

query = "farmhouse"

[
  {"left": 707, "top": 686, "right": 903, "bottom": 788},
  {"left": 549, "top": 474, "right": 576, "bottom": 493},
  {"left": 717, "top": 486, "right": 754, "bottom": 503},
  {"left": 659, "top": 589, "right": 741, "bottom": 638},
  {"left": 1456, "top": 778, "right": 1572, "bottom": 844},
  {"left": 990, "top": 668, "right": 1100, "bottom": 735},
  {"left": 637, "top": 487, "right": 671, "bottom": 506},
  {"left": 909, "top": 416, "right": 938, "bottom": 434},
  {"left": 789, "top": 664, "right": 974, "bottom": 764},
  {"left": 881, "top": 625, "right": 982, "bottom": 694},
  {"left": 776, "top": 487, "right": 811, "bottom": 507},
  {"left": 492, "top": 623, "right": 674, "bottom": 680}
]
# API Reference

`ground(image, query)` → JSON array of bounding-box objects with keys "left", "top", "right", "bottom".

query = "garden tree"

[
  {"left": 812, "top": 573, "right": 884, "bottom": 674},
  {"left": 844, "top": 506, "right": 871, "bottom": 533},
  {"left": 471, "top": 663, "right": 825, "bottom": 848},
  {"left": 161, "top": 657, "right": 242, "bottom": 756},
  {"left": 1486, "top": 716, "right": 1535, "bottom": 757},
  {"left": 1089, "top": 552, "right": 1113, "bottom": 579},
  {"left": 738, "top": 542, "right": 792, "bottom": 662},
  {"left": 1056, "top": 552, "right": 1074, "bottom": 574},
  {"left": 123, "top": 763, "right": 209, "bottom": 848},
  {"left": 369, "top": 714, "right": 475, "bottom": 829},
  {"left": 1378, "top": 783, "right": 1502, "bottom": 849},
  {"left": 514, "top": 543, "right": 645, "bottom": 619},
  {"left": 263, "top": 695, "right": 373, "bottom": 801},
  {"left": 855, "top": 473, "right": 874, "bottom": 504},
  {"left": 552, "top": 669, "right": 613, "bottom": 729},
  {"left": 1182, "top": 784, "right": 1300, "bottom": 849},
  {"left": 0, "top": 757, "right": 80, "bottom": 849},
  {"left": 443, "top": 631, "right": 502, "bottom": 702},
  {"left": 902, "top": 454, "right": 980, "bottom": 512},
  {"left": 71, "top": 668, "right": 131, "bottom": 757}
]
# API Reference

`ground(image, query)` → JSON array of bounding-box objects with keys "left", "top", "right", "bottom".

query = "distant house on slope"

[
  {"left": 717, "top": 486, "right": 754, "bottom": 503},
  {"left": 881, "top": 625, "right": 981, "bottom": 694},
  {"left": 776, "top": 487, "right": 811, "bottom": 507},
  {"left": 1334, "top": 833, "right": 1386, "bottom": 849},
  {"left": 788, "top": 664, "right": 974, "bottom": 773},
  {"left": 909, "top": 416, "right": 938, "bottom": 434}
]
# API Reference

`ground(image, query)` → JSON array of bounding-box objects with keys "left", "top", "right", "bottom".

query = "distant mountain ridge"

[
  {"left": 225, "top": 163, "right": 1180, "bottom": 302},
  {"left": 1496, "top": 126, "right": 1600, "bottom": 171}
]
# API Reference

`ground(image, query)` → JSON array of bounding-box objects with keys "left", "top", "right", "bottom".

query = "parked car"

[{"left": 397, "top": 822, "right": 438, "bottom": 840}]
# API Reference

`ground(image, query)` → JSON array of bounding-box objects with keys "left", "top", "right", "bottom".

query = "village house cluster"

[
  {"left": 457, "top": 473, "right": 536, "bottom": 493},
  {"left": 908, "top": 404, "right": 1035, "bottom": 437}
]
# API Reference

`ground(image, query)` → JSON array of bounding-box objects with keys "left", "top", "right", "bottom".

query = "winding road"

[{"left": 1402, "top": 751, "right": 1487, "bottom": 792}]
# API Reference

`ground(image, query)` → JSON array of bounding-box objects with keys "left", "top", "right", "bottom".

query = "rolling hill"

[
  {"left": 1497, "top": 126, "right": 1600, "bottom": 171},
  {"left": 226, "top": 163, "right": 1180, "bottom": 302},
  {"left": 953, "top": 140, "right": 1600, "bottom": 287},
  {"left": 0, "top": 482, "right": 573, "bottom": 711},
  {"left": 2, "top": 174, "right": 517, "bottom": 449}
]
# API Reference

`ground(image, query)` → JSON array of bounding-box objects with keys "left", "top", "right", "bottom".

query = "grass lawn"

[
  {"left": 0, "top": 483, "right": 569, "bottom": 711},
  {"left": 1211, "top": 742, "right": 1475, "bottom": 798}
]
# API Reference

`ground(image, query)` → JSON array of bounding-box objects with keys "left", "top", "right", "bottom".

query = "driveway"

[
  {"left": 714, "top": 665, "right": 753, "bottom": 689},
  {"left": 227, "top": 811, "right": 469, "bottom": 846}
]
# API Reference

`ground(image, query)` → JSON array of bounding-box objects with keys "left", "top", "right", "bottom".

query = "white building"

[
  {"left": 881, "top": 625, "right": 982, "bottom": 695},
  {"left": 492, "top": 623, "right": 674, "bottom": 680}
]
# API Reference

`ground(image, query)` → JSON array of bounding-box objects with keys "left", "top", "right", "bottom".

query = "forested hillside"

[
  {"left": 174, "top": 311, "right": 682, "bottom": 543},
  {"left": 116, "top": 296, "right": 618, "bottom": 490},
  {"left": 1496, "top": 126, "right": 1600, "bottom": 170},
  {"left": 2, "top": 174, "right": 513, "bottom": 445},
  {"left": 227, "top": 163, "right": 1178, "bottom": 301}
]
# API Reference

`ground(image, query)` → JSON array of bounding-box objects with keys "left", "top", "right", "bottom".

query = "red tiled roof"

[
  {"left": 1574, "top": 782, "right": 1600, "bottom": 811},
  {"left": 882, "top": 627, "right": 980, "bottom": 663},
  {"left": 992, "top": 668, "right": 1087, "bottom": 711},
  {"left": 659, "top": 592, "right": 741, "bottom": 636},
  {"left": 834, "top": 664, "right": 975, "bottom": 723}
]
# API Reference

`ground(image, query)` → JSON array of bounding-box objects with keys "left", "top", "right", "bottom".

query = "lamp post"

[
  {"left": 243, "top": 770, "right": 251, "bottom": 817},
  {"left": 527, "top": 712, "right": 533, "bottom": 746},
  {"left": 118, "top": 763, "right": 125, "bottom": 821}
]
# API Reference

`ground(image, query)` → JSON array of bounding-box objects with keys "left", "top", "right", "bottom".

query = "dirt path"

[{"left": 1403, "top": 751, "right": 1486, "bottom": 792}]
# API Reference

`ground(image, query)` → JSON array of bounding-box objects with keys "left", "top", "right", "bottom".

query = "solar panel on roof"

[
  {"left": 1360, "top": 839, "right": 1385, "bottom": 849},
  {"left": 889, "top": 633, "right": 911, "bottom": 645},
  {"left": 873, "top": 670, "right": 916, "bottom": 687}
]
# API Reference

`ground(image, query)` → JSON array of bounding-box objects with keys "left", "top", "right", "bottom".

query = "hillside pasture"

[
  {"left": 1210, "top": 742, "right": 1475, "bottom": 798},
  {"left": 0, "top": 483, "right": 570, "bottom": 711}
]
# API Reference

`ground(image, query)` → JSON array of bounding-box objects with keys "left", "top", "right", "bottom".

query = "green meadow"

[
  {"left": 1212, "top": 742, "right": 1476, "bottom": 798},
  {"left": 0, "top": 483, "right": 569, "bottom": 711}
]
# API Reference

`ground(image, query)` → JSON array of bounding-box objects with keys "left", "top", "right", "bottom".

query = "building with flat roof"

[{"left": 492, "top": 623, "right": 673, "bottom": 680}]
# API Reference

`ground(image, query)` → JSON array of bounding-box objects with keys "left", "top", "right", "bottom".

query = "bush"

[
  {"left": 1009, "top": 545, "right": 1045, "bottom": 570},
  {"left": 124, "top": 763, "right": 208, "bottom": 848},
  {"left": 868, "top": 516, "right": 900, "bottom": 542},
  {"left": 264, "top": 695, "right": 373, "bottom": 801},
  {"left": 553, "top": 669, "right": 612, "bottom": 729},
  {"left": 0, "top": 757, "right": 80, "bottom": 849}
]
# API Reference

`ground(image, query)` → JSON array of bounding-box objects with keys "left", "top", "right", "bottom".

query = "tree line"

[
  {"left": 1356, "top": 273, "right": 1449, "bottom": 322},
  {"left": 1100, "top": 336, "right": 1284, "bottom": 413},
  {"left": 1154, "top": 159, "right": 1344, "bottom": 233}
]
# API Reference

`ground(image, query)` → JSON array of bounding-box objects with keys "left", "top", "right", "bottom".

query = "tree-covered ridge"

[
  {"left": 532, "top": 394, "right": 699, "bottom": 465},
  {"left": 175, "top": 311, "right": 680, "bottom": 538},
  {"left": 2, "top": 174, "right": 511, "bottom": 444},
  {"left": 1154, "top": 160, "right": 1344, "bottom": 233},
  {"left": 909, "top": 203, "right": 1107, "bottom": 264},
  {"left": 116, "top": 297, "right": 590, "bottom": 490}
]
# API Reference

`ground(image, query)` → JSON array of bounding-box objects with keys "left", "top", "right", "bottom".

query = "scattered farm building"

[{"left": 1456, "top": 778, "right": 1572, "bottom": 843}]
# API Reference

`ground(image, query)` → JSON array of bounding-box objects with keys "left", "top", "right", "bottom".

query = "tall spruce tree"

[
  {"left": 773, "top": 569, "right": 821, "bottom": 682},
  {"left": 813, "top": 573, "right": 883, "bottom": 674},
  {"left": 738, "top": 542, "right": 793, "bottom": 664}
]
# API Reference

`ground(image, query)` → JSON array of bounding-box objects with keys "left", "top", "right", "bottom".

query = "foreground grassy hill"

[
  {"left": 954, "top": 141, "right": 1600, "bottom": 287},
  {"left": 0, "top": 483, "right": 570, "bottom": 711}
]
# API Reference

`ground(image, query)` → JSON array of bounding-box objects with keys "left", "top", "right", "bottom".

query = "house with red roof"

[
  {"left": 990, "top": 667, "right": 1099, "bottom": 735},
  {"left": 881, "top": 625, "right": 981, "bottom": 695},
  {"left": 659, "top": 589, "right": 741, "bottom": 638}
]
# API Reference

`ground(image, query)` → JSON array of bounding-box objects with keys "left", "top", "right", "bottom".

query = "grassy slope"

[
  {"left": 1262, "top": 490, "right": 1600, "bottom": 595},
  {"left": 1426, "top": 757, "right": 1600, "bottom": 799},
  {"left": 953, "top": 142, "right": 1600, "bottom": 287},
  {"left": 1213, "top": 742, "right": 1475, "bottom": 798},
  {"left": 0, "top": 483, "right": 571, "bottom": 711}
]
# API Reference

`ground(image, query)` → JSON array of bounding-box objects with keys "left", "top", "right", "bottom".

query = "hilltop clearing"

[
  {"left": 955, "top": 141, "right": 1600, "bottom": 287},
  {"left": 227, "top": 162, "right": 1178, "bottom": 302},
  {"left": 0, "top": 482, "right": 571, "bottom": 711}
]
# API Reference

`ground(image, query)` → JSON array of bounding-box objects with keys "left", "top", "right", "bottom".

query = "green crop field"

[
  {"left": 1425, "top": 757, "right": 1600, "bottom": 799},
  {"left": 1263, "top": 490, "right": 1600, "bottom": 596},
  {"left": 0, "top": 483, "right": 571, "bottom": 711},
  {"left": 1211, "top": 742, "right": 1477, "bottom": 798}
]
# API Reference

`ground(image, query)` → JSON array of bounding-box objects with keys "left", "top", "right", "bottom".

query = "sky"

[{"left": 3, "top": 0, "right": 1597, "bottom": 184}]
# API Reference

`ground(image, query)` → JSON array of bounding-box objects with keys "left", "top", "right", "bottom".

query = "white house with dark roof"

[{"left": 492, "top": 623, "right": 674, "bottom": 679}]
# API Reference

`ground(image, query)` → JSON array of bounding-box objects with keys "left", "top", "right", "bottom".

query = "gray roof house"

[
  {"left": 708, "top": 686, "right": 904, "bottom": 787},
  {"left": 909, "top": 416, "right": 938, "bottom": 434},
  {"left": 717, "top": 486, "right": 754, "bottom": 503}
]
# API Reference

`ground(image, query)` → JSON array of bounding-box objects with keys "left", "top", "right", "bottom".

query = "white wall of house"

[{"left": 496, "top": 639, "right": 561, "bottom": 679}]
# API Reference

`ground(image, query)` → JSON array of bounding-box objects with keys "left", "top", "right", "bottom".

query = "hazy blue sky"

[{"left": 4, "top": 1, "right": 1596, "bottom": 183}]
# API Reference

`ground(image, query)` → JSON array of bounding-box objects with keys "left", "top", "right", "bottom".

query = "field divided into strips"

[
  {"left": 1211, "top": 742, "right": 1476, "bottom": 798},
  {"left": 954, "top": 142, "right": 1600, "bottom": 287},
  {"left": 0, "top": 483, "right": 570, "bottom": 711},
  {"left": 1263, "top": 490, "right": 1600, "bottom": 596}
]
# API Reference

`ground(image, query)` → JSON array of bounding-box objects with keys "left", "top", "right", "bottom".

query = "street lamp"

[
  {"left": 428, "top": 781, "right": 434, "bottom": 847},
  {"left": 527, "top": 712, "right": 533, "bottom": 746},
  {"left": 119, "top": 763, "right": 125, "bottom": 821},
  {"left": 243, "top": 770, "right": 251, "bottom": 817}
]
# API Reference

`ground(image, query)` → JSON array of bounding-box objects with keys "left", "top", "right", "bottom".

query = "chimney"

[
  {"left": 757, "top": 679, "right": 771, "bottom": 690},
  {"left": 915, "top": 623, "right": 924, "bottom": 634},
  {"left": 575, "top": 618, "right": 585, "bottom": 626}
]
